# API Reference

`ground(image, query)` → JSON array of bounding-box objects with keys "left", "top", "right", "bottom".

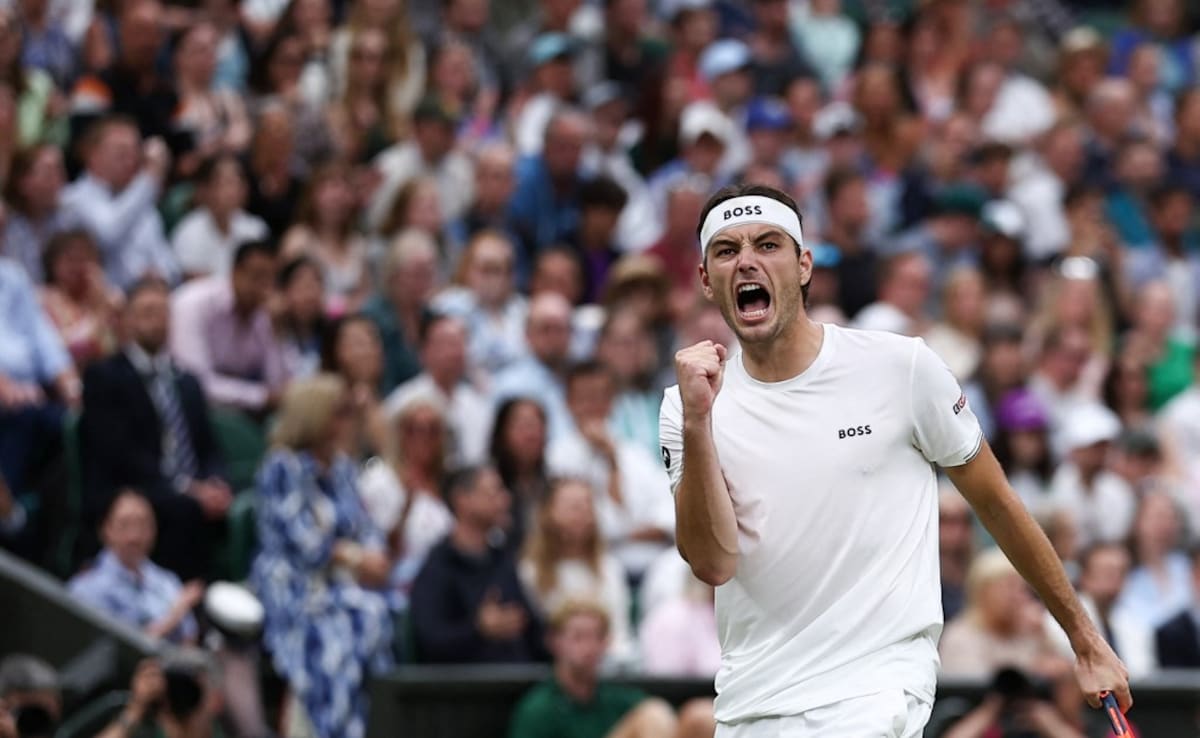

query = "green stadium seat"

[
  {"left": 209, "top": 407, "right": 267, "bottom": 494},
  {"left": 225, "top": 488, "right": 259, "bottom": 583},
  {"left": 54, "top": 690, "right": 129, "bottom": 738}
]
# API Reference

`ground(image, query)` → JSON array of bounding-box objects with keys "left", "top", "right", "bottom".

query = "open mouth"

[{"left": 735, "top": 283, "right": 771, "bottom": 321}]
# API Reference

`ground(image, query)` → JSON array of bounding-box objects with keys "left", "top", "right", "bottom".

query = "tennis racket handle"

[{"left": 1100, "top": 691, "right": 1129, "bottom": 736}]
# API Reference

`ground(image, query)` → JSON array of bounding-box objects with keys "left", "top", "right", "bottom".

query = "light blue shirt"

[
  {"left": 68, "top": 548, "right": 197, "bottom": 643},
  {"left": 0, "top": 258, "right": 70, "bottom": 383},
  {"left": 491, "top": 357, "right": 573, "bottom": 444},
  {"left": 1118, "top": 552, "right": 1196, "bottom": 630}
]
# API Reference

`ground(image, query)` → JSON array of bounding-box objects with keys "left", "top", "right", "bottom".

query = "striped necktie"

[{"left": 149, "top": 365, "right": 199, "bottom": 486}]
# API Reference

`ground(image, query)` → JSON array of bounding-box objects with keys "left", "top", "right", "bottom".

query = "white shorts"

[{"left": 715, "top": 689, "right": 932, "bottom": 738}]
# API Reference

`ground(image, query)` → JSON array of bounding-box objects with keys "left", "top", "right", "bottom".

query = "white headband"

[{"left": 699, "top": 195, "right": 805, "bottom": 256}]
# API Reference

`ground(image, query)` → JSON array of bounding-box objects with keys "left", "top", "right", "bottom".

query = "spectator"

[
  {"left": 1103, "top": 353, "right": 1152, "bottom": 430},
  {"left": 923, "top": 266, "right": 987, "bottom": 381},
  {"left": 243, "top": 103, "right": 304, "bottom": 239},
  {"left": 359, "top": 389, "right": 454, "bottom": 605},
  {"left": 508, "top": 108, "right": 591, "bottom": 277},
  {"left": 940, "top": 487, "right": 976, "bottom": 622},
  {"left": 1153, "top": 544, "right": 1200, "bottom": 668},
  {"left": 992, "top": 388, "right": 1055, "bottom": 512},
  {"left": 252, "top": 373, "right": 393, "bottom": 738},
  {"left": 580, "top": 82, "right": 657, "bottom": 253},
  {"left": 600, "top": 0, "right": 665, "bottom": 95},
  {"left": 490, "top": 397, "right": 551, "bottom": 547},
  {"left": 548, "top": 360, "right": 674, "bottom": 580},
  {"left": 319, "top": 313, "right": 389, "bottom": 460},
  {"left": 696, "top": 40, "right": 751, "bottom": 173},
  {"left": 170, "top": 239, "right": 288, "bottom": 417},
  {"left": 646, "top": 102, "right": 734, "bottom": 212},
  {"left": 1160, "top": 347, "right": 1200, "bottom": 474},
  {"left": 95, "top": 653, "right": 225, "bottom": 738},
  {"left": 493, "top": 292, "right": 575, "bottom": 443},
  {"left": 0, "top": 655, "right": 59, "bottom": 738},
  {"left": 271, "top": 256, "right": 327, "bottom": 380},
  {"left": 1108, "top": 0, "right": 1196, "bottom": 95},
  {"left": 1050, "top": 542, "right": 1156, "bottom": 678},
  {"left": 645, "top": 174, "right": 707, "bottom": 309},
  {"left": 1047, "top": 403, "right": 1136, "bottom": 548},
  {"left": 820, "top": 167, "right": 878, "bottom": 319},
  {"left": 1118, "top": 490, "right": 1193, "bottom": 630},
  {"left": 639, "top": 567, "right": 720, "bottom": 678},
  {"left": 15, "top": 0, "right": 76, "bottom": 91},
  {"left": 1027, "top": 325, "right": 1097, "bottom": 434},
  {"left": 171, "top": 154, "right": 269, "bottom": 279},
  {"left": 410, "top": 464, "right": 547, "bottom": 664},
  {"left": 519, "top": 477, "right": 636, "bottom": 666},
  {"left": 1007, "top": 120, "right": 1086, "bottom": 262},
  {"left": 596, "top": 308, "right": 664, "bottom": 459},
  {"left": 1, "top": 143, "right": 69, "bottom": 283},
  {"left": 59, "top": 115, "right": 178, "bottom": 289},
  {"left": 460, "top": 142, "right": 518, "bottom": 240},
  {"left": 375, "top": 176, "right": 450, "bottom": 266},
  {"left": 511, "top": 33, "right": 579, "bottom": 159},
  {"left": 508, "top": 599, "right": 715, "bottom": 738},
  {"left": 433, "top": 229, "right": 529, "bottom": 375},
  {"left": 572, "top": 176, "right": 627, "bottom": 305},
  {"left": 977, "top": 198, "right": 1030, "bottom": 308},
  {"left": 281, "top": 162, "right": 371, "bottom": 314},
  {"left": 384, "top": 313, "right": 491, "bottom": 466},
  {"left": 0, "top": 257, "right": 77, "bottom": 501},
  {"left": 37, "top": 229, "right": 120, "bottom": 369},
  {"left": 1166, "top": 86, "right": 1200, "bottom": 199},
  {"left": 246, "top": 27, "right": 334, "bottom": 167},
  {"left": 171, "top": 20, "right": 252, "bottom": 165},
  {"left": 68, "top": 489, "right": 202, "bottom": 644},
  {"left": 852, "top": 251, "right": 933, "bottom": 337},
  {"left": 368, "top": 96, "right": 474, "bottom": 232},
  {"left": 82, "top": 278, "right": 229, "bottom": 580},
  {"left": 977, "top": 18, "right": 1056, "bottom": 147},
  {"left": 363, "top": 229, "right": 439, "bottom": 392},
  {"left": 939, "top": 548, "right": 1066, "bottom": 679},
  {"left": 1104, "top": 137, "right": 1165, "bottom": 249},
  {"left": 1125, "top": 185, "right": 1200, "bottom": 338}
]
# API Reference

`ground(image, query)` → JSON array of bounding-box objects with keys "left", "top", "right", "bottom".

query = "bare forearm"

[{"left": 675, "top": 417, "right": 738, "bottom": 585}]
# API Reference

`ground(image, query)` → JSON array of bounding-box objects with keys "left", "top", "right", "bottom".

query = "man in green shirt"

[{"left": 508, "top": 599, "right": 714, "bottom": 738}]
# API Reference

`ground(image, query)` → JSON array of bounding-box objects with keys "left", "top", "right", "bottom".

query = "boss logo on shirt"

[
  {"left": 838, "top": 425, "right": 872, "bottom": 439},
  {"left": 953, "top": 393, "right": 967, "bottom": 415},
  {"left": 661, "top": 446, "right": 671, "bottom": 470},
  {"left": 724, "top": 205, "right": 764, "bottom": 220}
]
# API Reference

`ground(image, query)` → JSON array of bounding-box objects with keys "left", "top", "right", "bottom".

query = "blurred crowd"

[{"left": 0, "top": 0, "right": 1198, "bottom": 736}]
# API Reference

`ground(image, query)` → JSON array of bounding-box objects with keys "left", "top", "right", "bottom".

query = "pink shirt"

[{"left": 639, "top": 597, "right": 721, "bottom": 677}]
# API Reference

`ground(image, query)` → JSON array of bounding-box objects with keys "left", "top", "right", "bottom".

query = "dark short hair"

[
  {"left": 125, "top": 275, "right": 173, "bottom": 306},
  {"left": 319, "top": 313, "right": 375, "bottom": 373},
  {"left": 442, "top": 464, "right": 491, "bottom": 509},
  {"left": 1148, "top": 183, "right": 1193, "bottom": 211},
  {"left": 579, "top": 176, "right": 628, "bottom": 212},
  {"left": 695, "top": 182, "right": 809, "bottom": 302},
  {"left": 565, "top": 359, "right": 615, "bottom": 393},
  {"left": 195, "top": 153, "right": 247, "bottom": 187},
  {"left": 1063, "top": 183, "right": 1104, "bottom": 211},
  {"left": 1078, "top": 541, "right": 1129, "bottom": 575},
  {"left": 41, "top": 228, "right": 97, "bottom": 286},
  {"left": 418, "top": 310, "right": 462, "bottom": 346},
  {"left": 823, "top": 167, "right": 863, "bottom": 206},
  {"left": 101, "top": 488, "right": 152, "bottom": 527},
  {"left": 232, "top": 239, "right": 277, "bottom": 270},
  {"left": 276, "top": 255, "right": 322, "bottom": 290}
]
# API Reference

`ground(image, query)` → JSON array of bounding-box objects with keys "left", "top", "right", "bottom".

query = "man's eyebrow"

[
  {"left": 709, "top": 235, "right": 739, "bottom": 249},
  {"left": 754, "top": 229, "right": 788, "bottom": 243}
]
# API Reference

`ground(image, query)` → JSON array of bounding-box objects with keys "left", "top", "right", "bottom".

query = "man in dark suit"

[
  {"left": 81, "top": 278, "right": 231, "bottom": 581},
  {"left": 1154, "top": 545, "right": 1200, "bottom": 668}
]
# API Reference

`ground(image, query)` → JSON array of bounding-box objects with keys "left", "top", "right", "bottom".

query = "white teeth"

[
  {"left": 738, "top": 284, "right": 764, "bottom": 293},
  {"left": 741, "top": 308, "right": 768, "bottom": 318}
]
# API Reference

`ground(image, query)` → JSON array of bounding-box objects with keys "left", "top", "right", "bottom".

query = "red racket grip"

[{"left": 1100, "top": 691, "right": 1130, "bottom": 736}]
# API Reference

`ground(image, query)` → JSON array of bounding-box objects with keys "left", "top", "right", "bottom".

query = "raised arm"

[
  {"left": 945, "top": 442, "right": 1131, "bottom": 712},
  {"left": 663, "top": 341, "right": 738, "bottom": 586}
]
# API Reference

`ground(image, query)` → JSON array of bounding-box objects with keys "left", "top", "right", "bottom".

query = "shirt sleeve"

[
  {"left": 17, "top": 267, "right": 71, "bottom": 381},
  {"left": 657, "top": 387, "right": 684, "bottom": 495},
  {"left": 910, "top": 338, "right": 983, "bottom": 467}
]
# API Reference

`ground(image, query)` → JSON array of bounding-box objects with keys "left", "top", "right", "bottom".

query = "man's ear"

[
  {"left": 699, "top": 262, "right": 714, "bottom": 302},
  {"left": 798, "top": 247, "right": 813, "bottom": 288}
]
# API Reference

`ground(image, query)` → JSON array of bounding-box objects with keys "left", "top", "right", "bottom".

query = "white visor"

[{"left": 699, "top": 195, "right": 805, "bottom": 256}]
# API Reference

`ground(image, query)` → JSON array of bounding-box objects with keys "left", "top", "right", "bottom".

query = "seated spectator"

[
  {"left": 170, "top": 240, "right": 288, "bottom": 417},
  {"left": 0, "top": 257, "right": 78, "bottom": 503},
  {"left": 432, "top": 230, "right": 529, "bottom": 376},
  {"left": 572, "top": 176, "right": 627, "bottom": 305},
  {"left": 1, "top": 144, "right": 70, "bottom": 283},
  {"left": 82, "top": 278, "right": 230, "bottom": 580},
  {"left": 244, "top": 103, "right": 304, "bottom": 240},
  {"left": 1118, "top": 491, "right": 1194, "bottom": 630},
  {"left": 1160, "top": 348, "right": 1200, "bottom": 477},
  {"left": 1154, "top": 544, "right": 1200, "bottom": 668},
  {"left": 852, "top": 251, "right": 933, "bottom": 337},
  {"left": 460, "top": 143, "right": 518, "bottom": 242},
  {"left": 59, "top": 115, "right": 178, "bottom": 290},
  {"left": 271, "top": 256, "right": 327, "bottom": 380},
  {"left": 38, "top": 229, "right": 121, "bottom": 369},
  {"left": 1027, "top": 325, "right": 1098, "bottom": 436},
  {"left": 493, "top": 292, "right": 575, "bottom": 444},
  {"left": 1047, "top": 404, "right": 1136, "bottom": 548},
  {"left": 645, "top": 176, "right": 707, "bottom": 313},
  {"left": 384, "top": 313, "right": 491, "bottom": 466},
  {"left": 410, "top": 464, "right": 546, "bottom": 664},
  {"left": 1124, "top": 186, "right": 1200, "bottom": 339},
  {"left": 374, "top": 176, "right": 450, "bottom": 267},
  {"left": 246, "top": 28, "right": 334, "bottom": 167},
  {"left": 991, "top": 389, "right": 1055, "bottom": 513},
  {"left": 520, "top": 478, "right": 635, "bottom": 666},
  {"left": 596, "top": 308, "right": 665, "bottom": 460},
  {"left": 319, "top": 314, "right": 388, "bottom": 459},
  {"left": 508, "top": 599, "right": 715, "bottom": 738},
  {"left": 1047, "top": 543, "right": 1155, "bottom": 678},
  {"left": 939, "top": 548, "right": 1066, "bottom": 679},
  {"left": 940, "top": 488, "right": 976, "bottom": 622},
  {"left": 638, "top": 567, "right": 721, "bottom": 678},
  {"left": 171, "top": 21, "right": 252, "bottom": 162},
  {"left": 15, "top": 0, "right": 75, "bottom": 91},
  {"left": 1123, "top": 280, "right": 1194, "bottom": 412},
  {"left": 281, "top": 163, "right": 371, "bottom": 314},
  {"left": 251, "top": 374, "right": 393, "bottom": 738},
  {"left": 490, "top": 398, "right": 552, "bottom": 546},
  {"left": 0, "top": 655, "right": 60, "bottom": 738},
  {"left": 171, "top": 154, "right": 268, "bottom": 279},
  {"left": 548, "top": 361, "right": 674, "bottom": 580},
  {"left": 68, "top": 489, "right": 202, "bottom": 644},
  {"left": 923, "top": 266, "right": 987, "bottom": 382},
  {"left": 96, "top": 653, "right": 225, "bottom": 738},
  {"left": 358, "top": 390, "right": 454, "bottom": 606},
  {"left": 363, "top": 229, "right": 439, "bottom": 392}
]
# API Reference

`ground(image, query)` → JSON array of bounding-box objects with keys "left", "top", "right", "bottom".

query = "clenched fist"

[{"left": 675, "top": 341, "right": 727, "bottom": 418}]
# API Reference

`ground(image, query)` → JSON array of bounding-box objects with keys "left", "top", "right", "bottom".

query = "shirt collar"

[
  {"left": 125, "top": 342, "right": 172, "bottom": 377},
  {"left": 98, "top": 547, "right": 151, "bottom": 585}
]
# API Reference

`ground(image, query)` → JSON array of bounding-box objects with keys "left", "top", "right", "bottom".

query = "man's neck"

[
  {"left": 740, "top": 317, "right": 825, "bottom": 383},
  {"left": 450, "top": 522, "right": 489, "bottom": 555},
  {"left": 431, "top": 371, "right": 457, "bottom": 395},
  {"left": 555, "top": 663, "right": 596, "bottom": 703}
]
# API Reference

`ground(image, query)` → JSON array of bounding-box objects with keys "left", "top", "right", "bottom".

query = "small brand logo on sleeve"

[
  {"left": 953, "top": 393, "right": 967, "bottom": 415},
  {"left": 661, "top": 446, "right": 671, "bottom": 469}
]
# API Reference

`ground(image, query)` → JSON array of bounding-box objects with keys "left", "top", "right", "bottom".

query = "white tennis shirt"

[{"left": 659, "top": 324, "right": 983, "bottom": 724}]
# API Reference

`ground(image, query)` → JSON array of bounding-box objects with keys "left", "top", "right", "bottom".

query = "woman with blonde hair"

[
  {"left": 251, "top": 373, "right": 393, "bottom": 738},
  {"left": 357, "top": 389, "right": 454, "bottom": 607},
  {"left": 519, "top": 477, "right": 635, "bottom": 666},
  {"left": 328, "top": 0, "right": 425, "bottom": 132}
]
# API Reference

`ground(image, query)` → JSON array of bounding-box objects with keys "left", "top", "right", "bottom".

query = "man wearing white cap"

[
  {"left": 1048, "top": 403, "right": 1136, "bottom": 548},
  {"left": 660, "top": 183, "right": 1131, "bottom": 736}
]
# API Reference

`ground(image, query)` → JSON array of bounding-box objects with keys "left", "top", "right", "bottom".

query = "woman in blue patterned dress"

[{"left": 251, "top": 373, "right": 394, "bottom": 738}]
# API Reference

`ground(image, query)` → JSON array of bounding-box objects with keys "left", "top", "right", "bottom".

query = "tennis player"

[{"left": 659, "top": 183, "right": 1131, "bottom": 736}]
